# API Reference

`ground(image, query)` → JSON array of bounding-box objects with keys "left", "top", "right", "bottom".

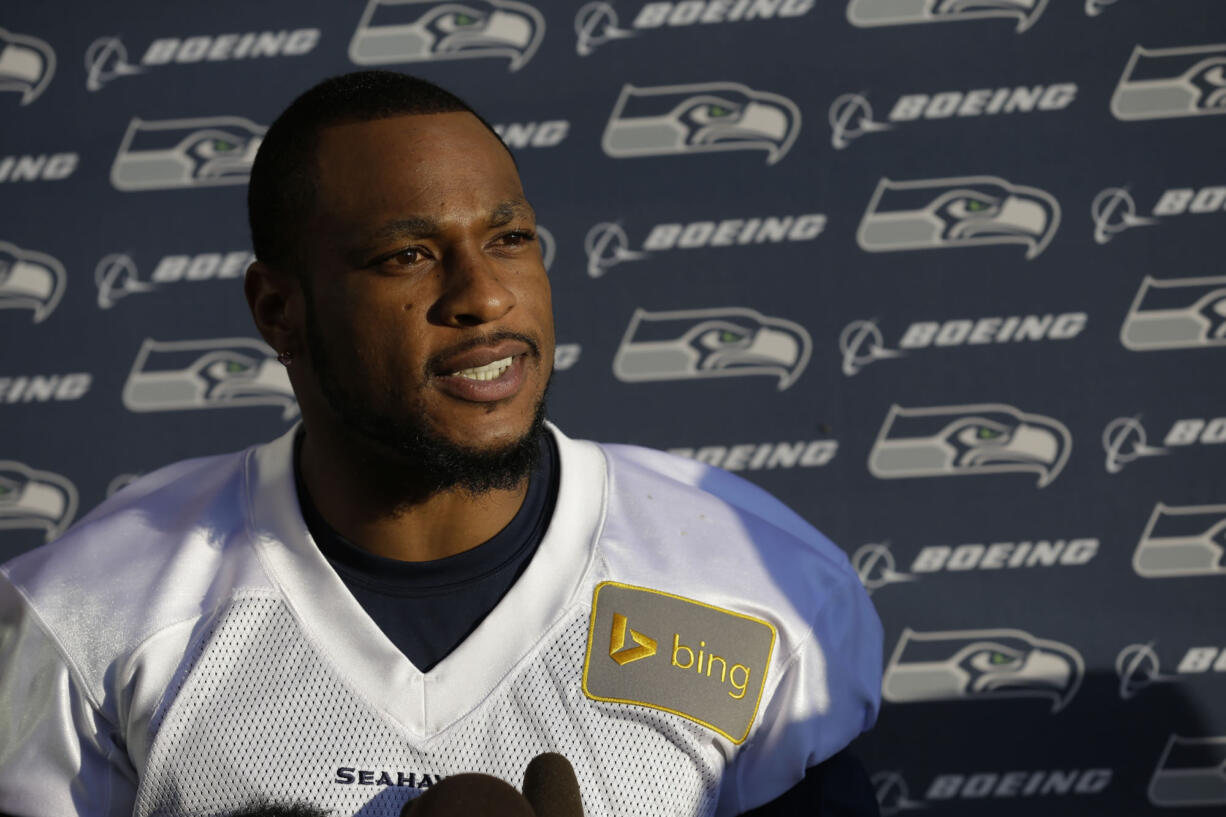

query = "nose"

[{"left": 429, "top": 245, "right": 517, "bottom": 327}]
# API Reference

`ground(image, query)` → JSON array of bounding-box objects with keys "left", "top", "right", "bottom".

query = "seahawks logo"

[
  {"left": 868, "top": 403, "right": 1071, "bottom": 487},
  {"left": 1133, "top": 502, "right": 1226, "bottom": 579},
  {"left": 1149, "top": 735, "right": 1226, "bottom": 806},
  {"left": 857, "top": 176, "right": 1061, "bottom": 260},
  {"left": 602, "top": 82, "right": 801, "bottom": 165},
  {"left": 0, "top": 461, "right": 77, "bottom": 543},
  {"left": 0, "top": 239, "right": 66, "bottom": 323},
  {"left": 613, "top": 307, "right": 811, "bottom": 390},
  {"left": 122, "top": 338, "right": 298, "bottom": 419},
  {"left": 0, "top": 27, "right": 55, "bottom": 105},
  {"left": 846, "top": 0, "right": 1048, "bottom": 32},
  {"left": 1120, "top": 275, "right": 1226, "bottom": 351},
  {"left": 1112, "top": 43, "right": 1226, "bottom": 121},
  {"left": 349, "top": 0, "right": 545, "bottom": 71},
  {"left": 883, "top": 627, "right": 1084, "bottom": 712},
  {"left": 110, "top": 116, "right": 265, "bottom": 191}
]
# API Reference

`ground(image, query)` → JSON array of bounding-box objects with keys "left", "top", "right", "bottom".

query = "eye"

[
  {"left": 954, "top": 422, "right": 1011, "bottom": 447},
  {"left": 969, "top": 647, "right": 1023, "bottom": 672},
  {"left": 1202, "top": 65, "right": 1226, "bottom": 85},
  {"left": 205, "top": 358, "right": 253, "bottom": 379},
  {"left": 435, "top": 9, "right": 486, "bottom": 31},
  {"left": 193, "top": 136, "right": 242, "bottom": 159},
  {"left": 689, "top": 101, "right": 742, "bottom": 125},
  {"left": 698, "top": 327, "right": 749, "bottom": 349},
  {"left": 946, "top": 196, "right": 999, "bottom": 219},
  {"left": 497, "top": 229, "right": 536, "bottom": 247},
  {"left": 374, "top": 246, "right": 432, "bottom": 269}
]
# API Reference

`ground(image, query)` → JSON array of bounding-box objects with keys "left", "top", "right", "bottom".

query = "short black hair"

[{"left": 247, "top": 70, "right": 508, "bottom": 271}]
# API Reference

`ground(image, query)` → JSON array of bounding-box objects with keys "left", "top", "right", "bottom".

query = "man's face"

[{"left": 298, "top": 112, "right": 554, "bottom": 486}]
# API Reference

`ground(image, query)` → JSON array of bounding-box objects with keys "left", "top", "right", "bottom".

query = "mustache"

[{"left": 425, "top": 330, "right": 542, "bottom": 373}]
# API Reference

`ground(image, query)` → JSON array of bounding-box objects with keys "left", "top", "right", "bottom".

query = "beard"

[{"left": 303, "top": 294, "right": 548, "bottom": 497}]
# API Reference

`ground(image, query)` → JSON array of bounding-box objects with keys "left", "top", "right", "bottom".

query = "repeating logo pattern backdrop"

[{"left": 3, "top": 2, "right": 1224, "bottom": 813}]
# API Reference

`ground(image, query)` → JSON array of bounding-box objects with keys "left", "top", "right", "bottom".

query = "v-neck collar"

[{"left": 243, "top": 423, "right": 608, "bottom": 737}]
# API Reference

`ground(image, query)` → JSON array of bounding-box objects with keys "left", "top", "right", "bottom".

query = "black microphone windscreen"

[
  {"left": 400, "top": 773, "right": 534, "bottom": 817},
  {"left": 522, "top": 752, "right": 584, "bottom": 817}
]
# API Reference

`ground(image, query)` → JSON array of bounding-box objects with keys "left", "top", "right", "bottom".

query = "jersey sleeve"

[
  {"left": 0, "top": 574, "right": 137, "bottom": 817},
  {"left": 715, "top": 569, "right": 883, "bottom": 816}
]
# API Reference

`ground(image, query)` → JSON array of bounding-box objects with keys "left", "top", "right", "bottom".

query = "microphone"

[
  {"left": 399, "top": 773, "right": 533, "bottom": 816},
  {"left": 399, "top": 752, "right": 585, "bottom": 817},
  {"left": 523, "top": 752, "right": 584, "bottom": 817}
]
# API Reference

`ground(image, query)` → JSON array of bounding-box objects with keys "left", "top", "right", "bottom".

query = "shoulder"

[
  {"left": 601, "top": 442, "right": 835, "bottom": 552},
  {"left": 598, "top": 440, "right": 855, "bottom": 582},
  {"left": 583, "top": 438, "right": 882, "bottom": 779},
  {"left": 592, "top": 440, "right": 873, "bottom": 652},
  {"left": 0, "top": 440, "right": 275, "bottom": 695},
  {"left": 3, "top": 446, "right": 251, "bottom": 589}
]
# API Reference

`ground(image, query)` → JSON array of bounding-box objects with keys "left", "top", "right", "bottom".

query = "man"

[{"left": 0, "top": 72, "right": 881, "bottom": 816}]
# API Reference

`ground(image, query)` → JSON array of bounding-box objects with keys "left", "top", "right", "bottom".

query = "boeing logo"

[
  {"left": 1102, "top": 416, "right": 1167, "bottom": 474},
  {"left": 575, "top": 0, "right": 814, "bottom": 55},
  {"left": 832, "top": 84, "right": 1075, "bottom": 150},
  {"left": 85, "top": 30, "right": 318, "bottom": 91},
  {"left": 851, "top": 544, "right": 916, "bottom": 594},
  {"left": 574, "top": 3, "right": 636, "bottom": 56},
  {"left": 1114, "top": 642, "right": 1178, "bottom": 700},
  {"left": 828, "top": 94, "right": 892, "bottom": 150},
  {"left": 1091, "top": 188, "right": 1157, "bottom": 244}
]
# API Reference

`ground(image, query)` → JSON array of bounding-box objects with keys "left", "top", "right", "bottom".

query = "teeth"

[{"left": 451, "top": 356, "right": 513, "bottom": 381}]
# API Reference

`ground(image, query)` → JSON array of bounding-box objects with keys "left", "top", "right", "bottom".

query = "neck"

[{"left": 298, "top": 422, "right": 531, "bottom": 562}]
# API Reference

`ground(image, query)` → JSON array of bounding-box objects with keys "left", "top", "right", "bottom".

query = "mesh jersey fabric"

[
  {"left": 0, "top": 423, "right": 882, "bottom": 817},
  {"left": 137, "top": 598, "right": 718, "bottom": 817}
]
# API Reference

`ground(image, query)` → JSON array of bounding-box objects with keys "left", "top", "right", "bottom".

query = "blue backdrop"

[{"left": 3, "top": 1, "right": 1225, "bottom": 813}]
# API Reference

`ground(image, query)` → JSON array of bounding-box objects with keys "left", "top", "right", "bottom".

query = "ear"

[{"left": 245, "top": 260, "right": 304, "bottom": 357}]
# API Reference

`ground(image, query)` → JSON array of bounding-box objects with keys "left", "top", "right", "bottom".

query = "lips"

[{"left": 431, "top": 337, "right": 536, "bottom": 403}]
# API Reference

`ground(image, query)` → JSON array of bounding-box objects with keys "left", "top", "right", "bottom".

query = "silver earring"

[{"left": 277, "top": 351, "right": 294, "bottom": 366}]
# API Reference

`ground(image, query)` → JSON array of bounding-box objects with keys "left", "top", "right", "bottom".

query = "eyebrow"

[
  {"left": 367, "top": 199, "right": 535, "bottom": 244},
  {"left": 488, "top": 199, "right": 535, "bottom": 227}
]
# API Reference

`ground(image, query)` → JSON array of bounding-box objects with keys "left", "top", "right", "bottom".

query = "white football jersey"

[{"left": 0, "top": 425, "right": 881, "bottom": 817}]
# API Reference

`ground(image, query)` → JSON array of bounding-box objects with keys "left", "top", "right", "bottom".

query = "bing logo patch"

[{"left": 584, "top": 582, "right": 774, "bottom": 743}]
